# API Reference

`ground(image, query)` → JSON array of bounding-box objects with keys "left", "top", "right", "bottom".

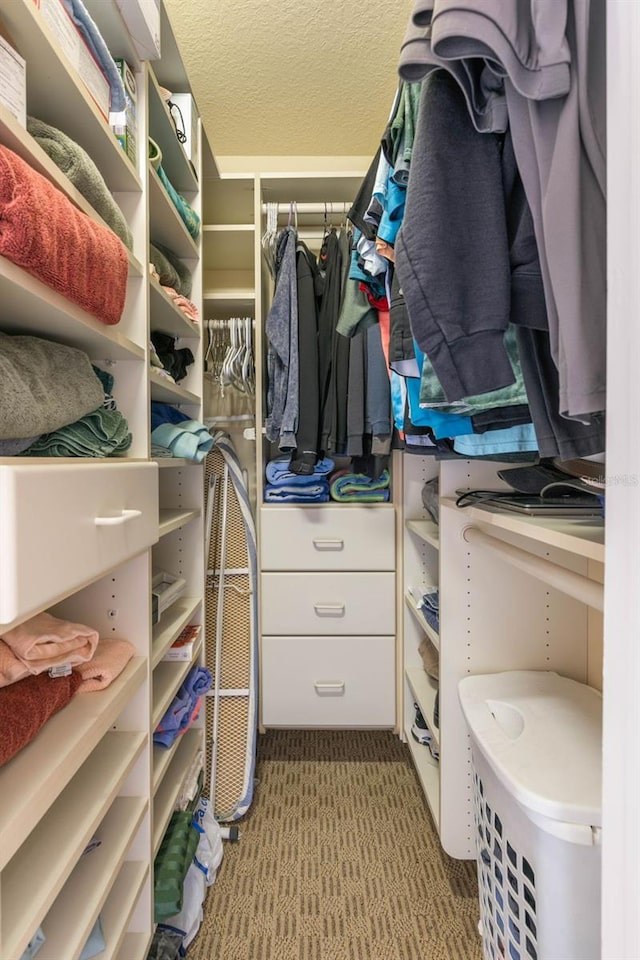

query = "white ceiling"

[{"left": 164, "top": 0, "right": 410, "bottom": 159}]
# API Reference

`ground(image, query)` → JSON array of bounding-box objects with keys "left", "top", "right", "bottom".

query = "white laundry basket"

[{"left": 458, "top": 671, "right": 602, "bottom": 960}]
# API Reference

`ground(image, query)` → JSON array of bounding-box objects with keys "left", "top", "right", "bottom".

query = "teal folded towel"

[
  {"left": 156, "top": 165, "right": 201, "bottom": 240},
  {"left": 329, "top": 469, "right": 391, "bottom": 502},
  {"left": 151, "top": 421, "right": 213, "bottom": 463},
  {"left": 27, "top": 117, "right": 133, "bottom": 250},
  {"left": 22, "top": 407, "right": 132, "bottom": 457}
]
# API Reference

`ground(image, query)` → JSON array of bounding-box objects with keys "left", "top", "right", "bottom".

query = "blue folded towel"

[
  {"left": 180, "top": 665, "right": 212, "bottom": 701},
  {"left": 154, "top": 688, "right": 191, "bottom": 747},
  {"left": 264, "top": 482, "right": 330, "bottom": 503},
  {"left": 266, "top": 455, "right": 334, "bottom": 485},
  {"left": 151, "top": 402, "right": 191, "bottom": 431},
  {"left": 59, "top": 0, "right": 126, "bottom": 111}
]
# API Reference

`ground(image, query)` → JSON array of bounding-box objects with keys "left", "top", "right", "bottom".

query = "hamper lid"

[{"left": 458, "top": 671, "right": 602, "bottom": 828}]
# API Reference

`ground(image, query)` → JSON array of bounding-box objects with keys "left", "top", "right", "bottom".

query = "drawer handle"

[
  {"left": 313, "top": 602, "right": 345, "bottom": 617},
  {"left": 95, "top": 508, "right": 142, "bottom": 527},
  {"left": 314, "top": 681, "right": 345, "bottom": 696},
  {"left": 312, "top": 538, "right": 344, "bottom": 551}
]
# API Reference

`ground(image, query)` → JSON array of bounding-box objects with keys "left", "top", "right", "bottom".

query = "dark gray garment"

[
  {"left": 366, "top": 323, "right": 392, "bottom": 456},
  {"left": 388, "top": 270, "right": 416, "bottom": 373},
  {"left": 396, "top": 71, "right": 514, "bottom": 402},
  {"left": 472, "top": 404, "right": 531, "bottom": 434},
  {"left": 398, "top": 19, "right": 508, "bottom": 134},
  {"left": 504, "top": 0, "right": 605, "bottom": 419},
  {"left": 346, "top": 332, "right": 367, "bottom": 458},
  {"left": 422, "top": 0, "right": 571, "bottom": 100},
  {"left": 289, "top": 242, "right": 321, "bottom": 475},
  {"left": 265, "top": 227, "right": 299, "bottom": 449}
]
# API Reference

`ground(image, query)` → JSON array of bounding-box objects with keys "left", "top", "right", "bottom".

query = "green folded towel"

[
  {"left": 329, "top": 469, "right": 391, "bottom": 503},
  {"left": 27, "top": 116, "right": 133, "bottom": 250},
  {"left": 22, "top": 407, "right": 132, "bottom": 457}
]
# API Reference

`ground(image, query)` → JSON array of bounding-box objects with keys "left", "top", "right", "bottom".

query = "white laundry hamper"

[{"left": 458, "top": 671, "right": 602, "bottom": 960}]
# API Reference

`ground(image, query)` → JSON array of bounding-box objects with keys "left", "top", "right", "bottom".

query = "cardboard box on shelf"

[
  {"left": 161, "top": 624, "right": 202, "bottom": 662},
  {"left": 32, "top": 0, "right": 110, "bottom": 119},
  {"left": 0, "top": 25, "right": 26, "bottom": 128},
  {"left": 110, "top": 58, "right": 137, "bottom": 166}
]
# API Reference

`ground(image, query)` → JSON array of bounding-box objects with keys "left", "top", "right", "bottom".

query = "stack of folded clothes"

[
  {"left": 151, "top": 403, "right": 213, "bottom": 463},
  {"left": 264, "top": 456, "right": 334, "bottom": 503},
  {"left": 419, "top": 588, "right": 440, "bottom": 634},
  {"left": 329, "top": 468, "right": 391, "bottom": 503},
  {"left": 154, "top": 665, "right": 212, "bottom": 748}
]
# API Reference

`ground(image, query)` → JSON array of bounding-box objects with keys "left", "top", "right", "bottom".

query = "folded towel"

[
  {"left": 0, "top": 639, "right": 29, "bottom": 688},
  {"left": 266, "top": 456, "right": 335, "bottom": 484},
  {"left": 22, "top": 407, "right": 132, "bottom": 458},
  {"left": 155, "top": 243, "right": 193, "bottom": 298},
  {"left": 151, "top": 443, "right": 173, "bottom": 458},
  {"left": 264, "top": 482, "right": 330, "bottom": 503},
  {"left": 180, "top": 666, "right": 212, "bottom": 701},
  {"left": 0, "top": 670, "right": 82, "bottom": 768},
  {"left": 329, "top": 469, "right": 391, "bottom": 502},
  {"left": 151, "top": 401, "right": 191, "bottom": 431},
  {"left": 0, "top": 332, "right": 104, "bottom": 441},
  {"left": 154, "top": 688, "right": 192, "bottom": 747},
  {"left": 73, "top": 638, "right": 135, "bottom": 692},
  {"left": 151, "top": 421, "right": 213, "bottom": 464},
  {"left": 27, "top": 117, "right": 133, "bottom": 249},
  {"left": 149, "top": 243, "right": 181, "bottom": 291},
  {"left": 0, "top": 146, "right": 128, "bottom": 325},
  {"left": 59, "top": 0, "right": 126, "bottom": 111},
  {"left": 161, "top": 285, "right": 199, "bottom": 323},
  {"left": 0, "top": 436, "right": 40, "bottom": 456},
  {"left": 2, "top": 611, "right": 99, "bottom": 673},
  {"left": 156, "top": 165, "right": 201, "bottom": 240}
]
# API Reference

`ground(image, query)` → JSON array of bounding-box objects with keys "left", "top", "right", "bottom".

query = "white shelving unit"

[{"left": 0, "top": 1, "right": 211, "bottom": 954}]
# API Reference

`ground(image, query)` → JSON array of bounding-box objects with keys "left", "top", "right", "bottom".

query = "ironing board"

[{"left": 204, "top": 432, "right": 258, "bottom": 821}]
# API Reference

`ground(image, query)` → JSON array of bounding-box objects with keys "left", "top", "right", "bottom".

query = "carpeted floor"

[{"left": 191, "top": 730, "right": 483, "bottom": 960}]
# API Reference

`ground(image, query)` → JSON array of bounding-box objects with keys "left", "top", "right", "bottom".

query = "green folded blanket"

[
  {"left": 329, "top": 469, "right": 391, "bottom": 503},
  {"left": 0, "top": 332, "right": 104, "bottom": 440},
  {"left": 157, "top": 165, "right": 200, "bottom": 240},
  {"left": 21, "top": 407, "right": 132, "bottom": 457},
  {"left": 27, "top": 116, "right": 133, "bottom": 250},
  {"left": 154, "top": 810, "right": 200, "bottom": 922}
]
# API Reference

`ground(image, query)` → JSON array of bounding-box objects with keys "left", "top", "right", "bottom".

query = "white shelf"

[
  {"left": 404, "top": 590, "right": 440, "bottom": 650},
  {"left": 149, "top": 276, "right": 200, "bottom": 338},
  {"left": 149, "top": 367, "right": 200, "bottom": 404},
  {"left": 406, "top": 667, "right": 439, "bottom": 749},
  {"left": 0, "top": 657, "right": 146, "bottom": 871},
  {"left": 96, "top": 860, "right": 148, "bottom": 960},
  {"left": 153, "top": 728, "right": 202, "bottom": 855},
  {"left": 34, "top": 797, "right": 147, "bottom": 960},
  {"left": 152, "top": 635, "right": 204, "bottom": 728},
  {"left": 0, "top": 256, "right": 145, "bottom": 362},
  {"left": 148, "top": 164, "right": 199, "bottom": 260},
  {"left": 147, "top": 67, "right": 198, "bottom": 195},
  {"left": 115, "top": 932, "right": 151, "bottom": 960},
  {"left": 155, "top": 458, "right": 201, "bottom": 468},
  {"left": 158, "top": 507, "right": 200, "bottom": 538},
  {"left": 406, "top": 518, "right": 440, "bottom": 550},
  {"left": 406, "top": 730, "right": 440, "bottom": 831},
  {"left": 0, "top": 0, "right": 140, "bottom": 193},
  {"left": 152, "top": 595, "right": 201, "bottom": 667},
  {"left": 441, "top": 497, "right": 605, "bottom": 563},
  {"left": 1, "top": 730, "right": 144, "bottom": 959},
  {"left": 202, "top": 224, "right": 255, "bottom": 272}
]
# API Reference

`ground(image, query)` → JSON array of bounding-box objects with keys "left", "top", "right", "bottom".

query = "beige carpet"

[{"left": 191, "top": 730, "right": 482, "bottom": 960}]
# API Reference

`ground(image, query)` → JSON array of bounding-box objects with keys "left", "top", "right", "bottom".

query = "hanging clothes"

[{"left": 265, "top": 226, "right": 298, "bottom": 450}]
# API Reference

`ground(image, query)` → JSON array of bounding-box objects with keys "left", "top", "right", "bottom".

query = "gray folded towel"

[
  {"left": 0, "top": 332, "right": 104, "bottom": 440},
  {"left": 149, "top": 243, "right": 181, "bottom": 291},
  {"left": 27, "top": 116, "right": 133, "bottom": 250}
]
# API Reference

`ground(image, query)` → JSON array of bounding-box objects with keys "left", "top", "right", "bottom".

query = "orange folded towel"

[
  {"left": 73, "top": 637, "right": 136, "bottom": 692},
  {"left": 0, "top": 145, "right": 128, "bottom": 325},
  {"left": 0, "top": 671, "right": 82, "bottom": 769},
  {"left": 0, "top": 639, "right": 29, "bottom": 688},
  {"left": 1, "top": 611, "right": 99, "bottom": 674}
]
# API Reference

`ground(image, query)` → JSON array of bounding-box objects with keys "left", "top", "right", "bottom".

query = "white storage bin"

[{"left": 458, "top": 671, "right": 602, "bottom": 960}]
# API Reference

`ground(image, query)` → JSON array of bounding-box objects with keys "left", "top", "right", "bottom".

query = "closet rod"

[
  {"left": 462, "top": 525, "right": 604, "bottom": 611},
  {"left": 261, "top": 202, "right": 351, "bottom": 215}
]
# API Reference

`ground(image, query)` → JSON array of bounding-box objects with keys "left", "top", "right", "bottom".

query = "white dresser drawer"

[
  {"left": 261, "top": 634, "right": 396, "bottom": 727},
  {"left": 0, "top": 462, "right": 159, "bottom": 627},
  {"left": 260, "top": 506, "right": 395, "bottom": 571},
  {"left": 261, "top": 572, "right": 395, "bottom": 635}
]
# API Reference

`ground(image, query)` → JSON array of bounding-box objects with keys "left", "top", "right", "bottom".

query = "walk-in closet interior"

[{"left": 0, "top": 1, "right": 635, "bottom": 958}]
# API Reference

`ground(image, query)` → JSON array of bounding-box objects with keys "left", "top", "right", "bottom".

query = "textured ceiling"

[{"left": 164, "top": 0, "right": 410, "bottom": 158}]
